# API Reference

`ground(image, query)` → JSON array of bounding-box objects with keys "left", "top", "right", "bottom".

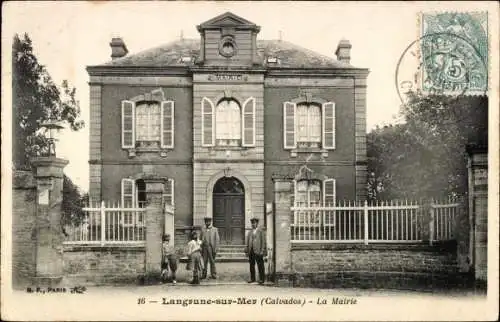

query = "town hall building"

[{"left": 86, "top": 12, "right": 369, "bottom": 246}]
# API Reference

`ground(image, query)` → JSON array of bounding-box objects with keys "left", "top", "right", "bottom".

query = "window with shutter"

[
  {"left": 323, "top": 178, "right": 336, "bottom": 206},
  {"left": 283, "top": 102, "right": 297, "bottom": 149},
  {"left": 202, "top": 97, "right": 215, "bottom": 146},
  {"left": 162, "top": 179, "right": 175, "bottom": 206},
  {"left": 121, "top": 178, "right": 136, "bottom": 208},
  {"left": 242, "top": 97, "right": 255, "bottom": 147},
  {"left": 322, "top": 102, "right": 336, "bottom": 149},
  {"left": 161, "top": 101, "right": 174, "bottom": 148},
  {"left": 122, "top": 101, "right": 135, "bottom": 148}
]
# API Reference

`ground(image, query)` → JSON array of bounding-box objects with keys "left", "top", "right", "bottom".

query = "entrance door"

[{"left": 212, "top": 177, "right": 245, "bottom": 244}]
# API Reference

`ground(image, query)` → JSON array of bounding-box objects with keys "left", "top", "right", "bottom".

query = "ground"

[{"left": 4, "top": 283, "right": 491, "bottom": 321}]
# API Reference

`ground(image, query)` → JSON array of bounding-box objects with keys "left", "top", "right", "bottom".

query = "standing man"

[
  {"left": 245, "top": 217, "right": 267, "bottom": 284},
  {"left": 200, "top": 216, "right": 219, "bottom": 279}
]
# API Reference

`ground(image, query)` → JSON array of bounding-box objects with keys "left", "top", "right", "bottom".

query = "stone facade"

[{"left": 86, "top": 12, "right": 369, "bottom": 248}]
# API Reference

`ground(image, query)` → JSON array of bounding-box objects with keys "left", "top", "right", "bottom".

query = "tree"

[
  {"left": 12, "top": 33, "right": 84, "bottom": 169},
  {"left": 367, "top": 91, "right": 487, "bottom": 201},
  {"left": 12, "top": 33, "right": 86, "bottom": 225}
]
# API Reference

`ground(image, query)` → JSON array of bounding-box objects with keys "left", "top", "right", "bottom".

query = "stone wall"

[
  {"left": 286, "top": 243, "right": 466, "bottom": 289},
  {"left": 63, "top": 245, "right": 145, "bottom": 285},
  {"left": 12, "top": 170, "right": 37, "bottom": 289}
]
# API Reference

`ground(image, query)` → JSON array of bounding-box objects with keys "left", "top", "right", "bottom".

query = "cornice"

[
  {"left": 265, "top": 68, "right": 370, "bottom": 78},
  {"left": 86, "top": 65, "right": 369, "bottom": 78},
  {"left": 86, "top": 66, "right": 191, "bottom": 77}
]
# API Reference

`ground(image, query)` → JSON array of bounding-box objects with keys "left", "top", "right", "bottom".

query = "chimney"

[
  {"left": 335, "top": 39, "right": 351, "bottom": 64},
  {"left": 110, "top": 37, "right": 128, "bottom": 60}
]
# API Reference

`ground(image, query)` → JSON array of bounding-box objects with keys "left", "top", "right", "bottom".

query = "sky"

[{"left": 3, "top": 1, "right": 489, "bottom": 192}]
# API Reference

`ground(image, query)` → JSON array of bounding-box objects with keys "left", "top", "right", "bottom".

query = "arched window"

[
  {"left": 215, "top": 98, "right": 241, "bottom": 146},
  {"left": 296, "top": 103, "right": 321, "bottom": 148}
]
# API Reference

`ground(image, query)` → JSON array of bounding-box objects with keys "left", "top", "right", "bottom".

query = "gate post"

[
  {"left": 143, "top": 178, "right": 165, "bottom": 283},
  {"left": 31, "top": 156, "right": 69, "bottom": 287},
  {"left": 272, "top": 175, "right": 293, "bottom": 286}
]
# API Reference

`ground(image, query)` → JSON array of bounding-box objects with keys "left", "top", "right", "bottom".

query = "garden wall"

[{"left": 63, "top": 245, "right": 145, "bottom": 285}]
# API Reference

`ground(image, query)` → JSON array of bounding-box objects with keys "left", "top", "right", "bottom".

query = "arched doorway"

[{"left": 213, "top": 177, "right": 245, "bottom": 244}]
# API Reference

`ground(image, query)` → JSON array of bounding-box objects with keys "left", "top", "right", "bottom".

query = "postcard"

[{"left": 1, "top": 1, "right": 498, "bottom": 321}]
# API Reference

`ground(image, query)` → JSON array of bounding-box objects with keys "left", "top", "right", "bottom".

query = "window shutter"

[
  {"left": 322, "top": 102, "right": 336, "bottom": 149},
  {"left": 162, "top": 178, "right": 175, "bottom": 206},
  {"left": 291, "top": 180, "right": 296, "bottom": 207},
  {"left": 202, "top": 97, "right": 215, "bottom": 146},
  {"left": 121, "top": 178, "right": 136, "bottom": 207},
  {"left": 242, "top": 97, "right": 256, "bottom": 147},
  {"left": 121, "top": 100, "right": 135, "bottom": 148},
  {"left": 323, "top": 178, "right": 336, "bottom": 206},
  {"left": 283, "top": 102, "right": 296, "bottom": 149},
  {"left": 161, "top": 101, "right": 174, "bottom": 148}
]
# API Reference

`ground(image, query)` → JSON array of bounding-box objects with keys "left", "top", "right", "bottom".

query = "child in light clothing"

[
  {"left": 161, "top": 234, "right": 177, "bottom": 284},
  {"left": 186, "top": 231, "right": 203, "bottom": 285}
]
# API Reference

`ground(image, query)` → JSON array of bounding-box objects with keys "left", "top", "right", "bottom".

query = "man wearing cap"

[
  {"left": 200, "top": 217, "right": 220, "bottom": 279},
  {"left": 245, "top": 217, "right": 267, "bottom": 284}
]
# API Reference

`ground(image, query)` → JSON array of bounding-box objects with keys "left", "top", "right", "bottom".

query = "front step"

[
  {"left": 217, "top": 245, "right": 247, "bottom": 262},
  {"left": 180, "top": 245, "right": 248, "bottom": 263}
]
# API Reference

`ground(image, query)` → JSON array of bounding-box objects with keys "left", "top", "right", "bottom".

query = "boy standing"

[
  {"left": 161, "top": 234, "right": 177, "bottom": 284},
  {"left": 187, "top": 231, "right": 203, "bottom": 285}
]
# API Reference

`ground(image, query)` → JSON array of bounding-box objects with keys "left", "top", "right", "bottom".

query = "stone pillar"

[
  {"left": 31, "top": 156, "right": 69, "bottom": 286},
  {"left": 272, "top": 176, "right": 293, "bottom": 286},
  {"left": 144, "top": 178, "right": 165, "bottom": 282},
  {"left": 467, "top": 147, "right": 488, "bottom": 283}
]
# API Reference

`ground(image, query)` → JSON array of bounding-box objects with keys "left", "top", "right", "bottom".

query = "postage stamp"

[{"left": 419, "top": 12, "right": 488, "bottom": 95}]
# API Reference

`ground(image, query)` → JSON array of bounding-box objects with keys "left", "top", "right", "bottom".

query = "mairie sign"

[{"left": 208, "top": 73, "right": 248, "bottom": 81}]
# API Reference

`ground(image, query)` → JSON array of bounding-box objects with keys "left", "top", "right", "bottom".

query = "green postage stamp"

[{"left": 420, "top": 12, "right": 488, "bottom": 95}]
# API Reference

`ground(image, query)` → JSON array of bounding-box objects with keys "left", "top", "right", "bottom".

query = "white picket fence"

[
  {"left": 291, "top": 199, "right": 460, "bottom": 244},
  {"left": 64, "top": 201, "right": 147, "bottom": 245}
]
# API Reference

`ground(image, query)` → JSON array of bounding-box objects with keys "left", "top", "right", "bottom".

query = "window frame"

[
  {"left": 121, "top": 97, "right": 175, "bottom": 154},
  {"left": 283, "top": 98, "right": 336, "bottom": 152}
]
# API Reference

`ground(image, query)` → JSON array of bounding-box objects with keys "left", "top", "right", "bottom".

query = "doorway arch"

[{"left": 212, "top": 177, "right": 245, "bottom": 244}]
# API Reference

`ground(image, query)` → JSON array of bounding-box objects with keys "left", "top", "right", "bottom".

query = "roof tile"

[{"left": 103, "top": 38, "right": 355, "bottom": 69}]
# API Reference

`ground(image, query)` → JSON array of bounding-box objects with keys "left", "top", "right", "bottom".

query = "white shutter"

[
  {"left": 161, "top": 101, "right": 174, "bottom": 148},
  {"left": 121, "top": 178, "right": 136, "bottom": 207},
  {"left": 323, "top": 178, "right": 336, "bottom": 206},
  {"left": 202, "top": 97, "right": 215, "bottom": 146},
  {"left": 242, "top": 97, "right": 256, "bottom": 147},
  {"left": 163, "top": 178, "right": 175, "bottom": 206},
  {"left": 283, "top": 102, "right": 296, "bottom": 149},
  {"left": 121, "top": 100, "right": 135, "bottom": 148},
  {"left": 322, "top": 102, "right": 336, "bottom": 149}
]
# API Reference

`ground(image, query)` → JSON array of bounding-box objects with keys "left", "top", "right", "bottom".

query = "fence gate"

[{"left": 265, "top": 202, "right": 275, "bottom": 281}]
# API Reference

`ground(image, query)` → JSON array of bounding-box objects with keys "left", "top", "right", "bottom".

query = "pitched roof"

[{"left": 101, "top": 38, "right": 356, "bottom": 69}]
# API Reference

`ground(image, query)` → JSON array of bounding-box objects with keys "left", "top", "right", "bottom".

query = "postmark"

[{"left": 420, "top": 12, "right": 488, "bottom": 95}]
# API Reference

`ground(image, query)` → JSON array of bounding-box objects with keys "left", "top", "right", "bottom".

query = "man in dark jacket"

[
  {"left": 200, "top": 217, "right": 219, "bottom": 279},
  {"left": 245, "top": 217, "right": 267, "bottom": 284}
]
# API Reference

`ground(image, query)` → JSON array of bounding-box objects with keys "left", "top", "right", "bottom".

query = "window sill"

[
  {"left": 289, "top": 148, "right": 329, "bottom": 158},
  {"left": 125, "top": 148, "right": 172, "bottom": 158}
]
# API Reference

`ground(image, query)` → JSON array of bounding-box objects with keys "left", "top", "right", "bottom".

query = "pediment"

[{"left": 197, "top": 12, "right": 259, "bottom": 31}]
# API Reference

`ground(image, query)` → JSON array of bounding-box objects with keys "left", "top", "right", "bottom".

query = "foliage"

[
  {"left": 62, "top": 176, "right": 89, "bottom": 227},
  {"left": 12, "top": 33, "right": 84, "bottom": 169},
  {"left": 12, "top": 33, "right": 86, "bottom": 225},
  {"left": 367, "top": 91, "right": 487, "bottom": 201}
]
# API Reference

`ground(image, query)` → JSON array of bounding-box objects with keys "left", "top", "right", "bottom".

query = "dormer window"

[{"left": 267, "top": 57, "right": 278, "bottom": 64}]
